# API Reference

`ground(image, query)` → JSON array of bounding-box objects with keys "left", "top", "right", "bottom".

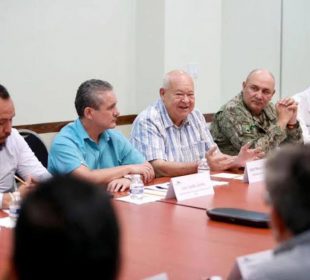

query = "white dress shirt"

[
  {"left": 293, "top": 86, "right": 310, "bottom": 143},
  {"left": 0, "top": 128, "right": 50, "bottom": 207}
]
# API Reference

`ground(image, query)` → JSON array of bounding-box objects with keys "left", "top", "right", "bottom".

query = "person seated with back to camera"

[
  {"left": 228, "top": 144, "right": 310, "bottom": 280},
  {"left": 48, "top": 79, "right": 154, "bottom": 192},
  {"left": 5, "top": 175, "right": 120, "bottom": 280},
  {"left": 130, "top": 69, "right": 263, "bottom": 178}
]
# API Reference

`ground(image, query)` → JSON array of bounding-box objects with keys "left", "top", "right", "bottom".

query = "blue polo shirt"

[{"left": 48, "top": 119, "right": 145, "bottom": 175}]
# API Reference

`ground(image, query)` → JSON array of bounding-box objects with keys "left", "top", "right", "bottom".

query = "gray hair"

[
  {"left": 265, "top": 144, "right": 310, "bottom": 235},
  {"left": 162, "top": 70, "right": 190, "bottom": 89},
  {"left": 75, "top": 79, "right": 113, "bottom": 117}
]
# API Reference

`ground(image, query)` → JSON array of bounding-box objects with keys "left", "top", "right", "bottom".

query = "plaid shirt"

[{"left": 130, "top": 99, "right": 214, "bottom": 162}]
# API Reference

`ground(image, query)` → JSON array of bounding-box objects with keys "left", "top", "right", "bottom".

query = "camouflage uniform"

[{"left": 210, "top": 92, "right": 303, "bottom": 155}]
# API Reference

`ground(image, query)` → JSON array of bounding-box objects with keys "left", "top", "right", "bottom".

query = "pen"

[
  {"left": 14, "top": 175, "right": 26, "bottom": 185},
  {"left": 155, "top": 185, "right": 168, "bottom": 190}
]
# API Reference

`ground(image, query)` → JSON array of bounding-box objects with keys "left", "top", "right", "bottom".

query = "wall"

[
  {"left": 0, "top": 0, "right": 137, "bottom": 125},
  {"left": 281, "top": 0, "right": 310, "bottom": 96},
  {"left": 220, "top": 0, "right": 282, "bottom": 106},
  {"left": 135, "top": 0, "right": 165, "bottom": 112},
  {"left": 165, "top": 0, "right": 222, "bottom": 113},
  {"left": 0, "top": 0, "right": 309, "bottom": 129}
]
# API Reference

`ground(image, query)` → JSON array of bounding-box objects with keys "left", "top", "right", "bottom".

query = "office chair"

[{"left": 18, "top": 129, "right": 49, "bottom": 168}]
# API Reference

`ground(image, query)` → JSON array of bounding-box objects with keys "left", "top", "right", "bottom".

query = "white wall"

[
  {"left": 165, "top": 0, "right": 222, "bottom": 113},
  {"left": 0, "top": 0, "right": 137, "bottom": 125},
  {"left": 281, "top": 0, "right": 310, "bottom": 96},
  {"left": 135, "top": 0, "right": 165, "bottom": 112},
  {"left": 221, "top": 0, "right": 282, "bottom": 106},
  {"left": 0, "top": 0, "right": 309, "bottom": 127}
]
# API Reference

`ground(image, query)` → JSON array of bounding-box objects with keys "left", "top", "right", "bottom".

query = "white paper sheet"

[
  {"left": 212, "top": 173, "right": 244, "bottom": 180},
  {"left": 0, "top": 216, "right": 15, "bottom": 228},
  {"left": 211, "top": 180, "right": 229, "bottom": 187},
  {"left": 116, "top": 193, "right": 162, "bottom": 205},
  {"left": 143, "top": 272, "right": 169, "bottom": 280}
]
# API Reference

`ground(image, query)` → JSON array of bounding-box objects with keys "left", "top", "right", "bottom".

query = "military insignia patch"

[{"left": 242, "top": 124, "right": 255, "bottom": 134}]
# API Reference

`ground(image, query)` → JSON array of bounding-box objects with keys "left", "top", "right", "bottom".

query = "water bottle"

[
  {"left": 9, "top": 191, "right": 21, "bottom": 220},
  {"left": 130, "top": 174, "right": 144, "bottom": 200},
  {"left": 197, "top": 158, "right": 210, "bottom": 175}
]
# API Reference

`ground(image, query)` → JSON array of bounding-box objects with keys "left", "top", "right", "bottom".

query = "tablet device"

[{"left": 206, "top": 207, "right": 269, "bottom": 228}]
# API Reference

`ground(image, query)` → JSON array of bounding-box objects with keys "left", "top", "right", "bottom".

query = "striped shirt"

[{"left": 130, "top": 99, "right": 215, "bottom": 162}]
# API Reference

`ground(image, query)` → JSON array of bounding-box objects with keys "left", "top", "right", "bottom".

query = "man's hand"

[
  {"left": 206, "top": 145, "right": 235, "bottom": 171},
  {"left": 18, "top": 176, "right": 38, "bottom": 199},
  {"left": 276, "top": 98, "right": 298, "bottom": 128},
  {"left": 129, "top": 162, "right": 155, "bottom": 183},
  {"left": 234, "top": 143, "right": 264, "bottom": 168},
  {"left": 107, "top": 178, "right": 131, "bottom": 192}
]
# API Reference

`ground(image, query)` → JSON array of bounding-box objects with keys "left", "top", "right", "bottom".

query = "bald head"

[{"left": 245, "top": 69, "right": 275, "bottom": 85}]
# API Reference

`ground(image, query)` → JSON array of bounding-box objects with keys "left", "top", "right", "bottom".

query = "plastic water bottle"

[
  {"left": 9, "top": 191, "right": 21, "bottom": 220},
  {"left": 130, "top": 174, "right": 144, "bottom": 200},
  {"left": 197, "top": 158, "right": 210, "bottom": 175}
]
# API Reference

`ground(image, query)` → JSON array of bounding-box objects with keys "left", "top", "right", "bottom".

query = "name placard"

[
  {"left": 243, "top": 159, "right": 266, "bottom": 184},
  {"left": 166, "top": 172, "right": 214, "bottom": 201}
]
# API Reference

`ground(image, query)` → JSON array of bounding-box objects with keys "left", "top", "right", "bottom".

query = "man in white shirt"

[
  {"left": 0, "top": 84, "right": 50, "bottom": 209},
  {"left": 293, "top": 86, "right": 310, "bottom": 143}
]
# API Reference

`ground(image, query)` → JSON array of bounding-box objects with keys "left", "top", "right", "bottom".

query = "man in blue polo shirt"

[{"left": 48, "top": 79, "right": 154, "bottom": 192}]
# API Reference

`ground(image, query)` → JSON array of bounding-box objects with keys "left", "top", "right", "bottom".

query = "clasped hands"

[{"left": 276, "top": 97, "right": 298, "bottom": 128}]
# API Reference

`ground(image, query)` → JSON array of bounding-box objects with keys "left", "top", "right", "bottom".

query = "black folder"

[{"left": 206, "top": 207, "right": 270, "bottom": 228}]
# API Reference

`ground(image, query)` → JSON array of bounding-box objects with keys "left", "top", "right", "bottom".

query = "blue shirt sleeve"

[{"left": 48, "top": 135, "right": 86, "bottom": 175}]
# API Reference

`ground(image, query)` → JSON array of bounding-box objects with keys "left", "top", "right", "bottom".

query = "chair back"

[{"left": 18, "top": 129, "right": 48, "bottom": 168}]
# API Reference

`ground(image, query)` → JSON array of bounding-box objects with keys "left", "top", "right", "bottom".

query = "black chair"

[{"left": 18, "top": 129, "right": 49, "bottom": 168}]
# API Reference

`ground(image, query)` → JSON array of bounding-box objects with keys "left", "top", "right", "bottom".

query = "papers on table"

[
  {"left": 116, "top": 182, "right": 170, "bottom": 204},
  {"left": 211, "top": 180, "right": 229, "bottom": 187},
  {"left": 211, "top": 173, "right": 244, "bottom": 180},
  {"left": 116, "top": 175, "right": 229, "bottom": 205},
  {"left": 0, "top": 216, "right": 15, "bottom": 228},
  {"left": 143, "top": 272, "right": 169, "bottom": 280},
  {"left": 144, "top": 183, "right": 170, "bottom": 198},
  {"left": 116, "top": 193, "right": 162, "bottom": 205}
]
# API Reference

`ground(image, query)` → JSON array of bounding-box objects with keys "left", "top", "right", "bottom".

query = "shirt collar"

[
  {"left": 75, "top": 118, "right": 111, "bottom": 143},
  {"left": 75, "top": 118, "right": 90, "bottom": 140}
]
